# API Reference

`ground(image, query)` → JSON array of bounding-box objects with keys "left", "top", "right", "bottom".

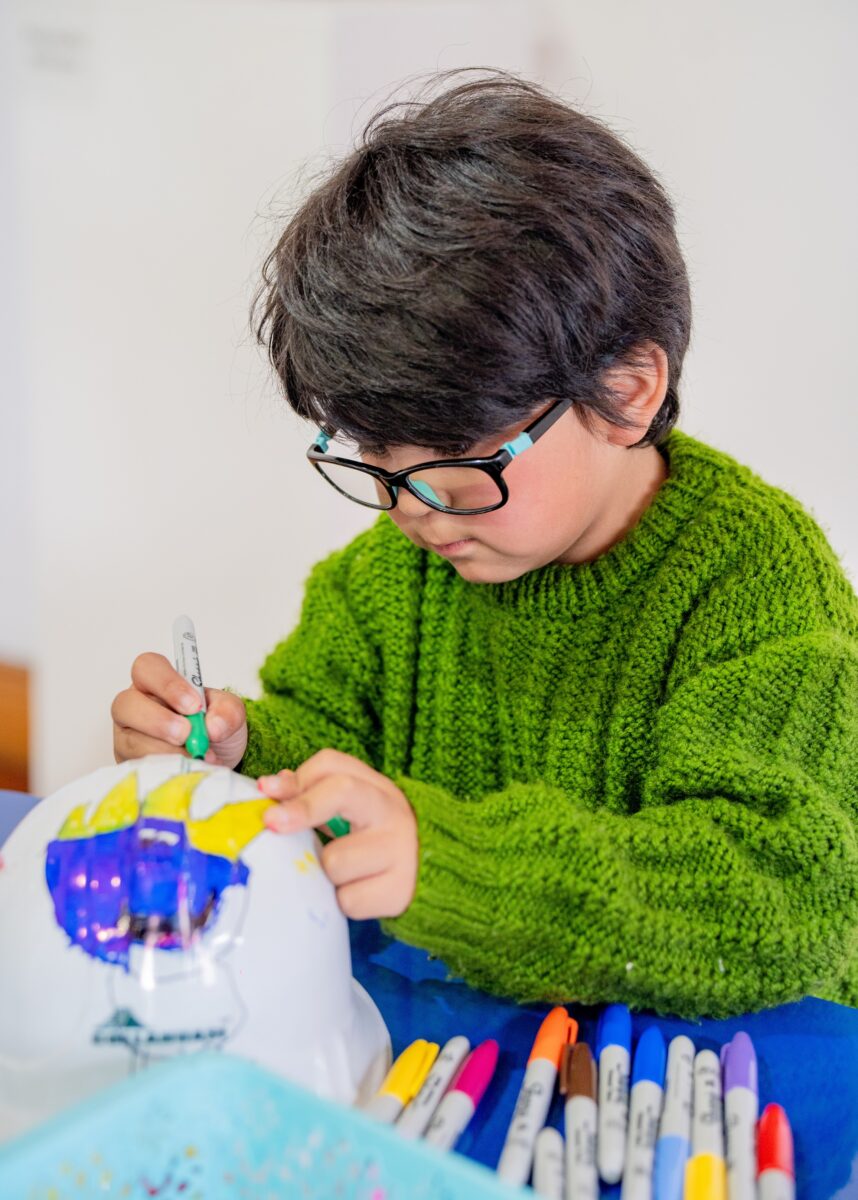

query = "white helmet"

[{"left": 0, "top": 755, "right": 390, "bottom": 1141}]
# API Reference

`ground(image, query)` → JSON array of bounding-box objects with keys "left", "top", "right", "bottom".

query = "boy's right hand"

[{"left": 112, "top": 652, "right": 248, "bottom": 769}]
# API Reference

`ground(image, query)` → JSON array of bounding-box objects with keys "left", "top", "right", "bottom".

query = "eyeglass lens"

[{"left": 316, "top": 460, "right": 503, "bottom": 512}]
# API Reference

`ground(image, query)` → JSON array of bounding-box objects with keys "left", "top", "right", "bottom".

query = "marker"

[
  {"left": 363, "top": 1039, "right": 439, "bottom": 1123},
  {"left": 597, "top": 1003, "right": 632, "bottom": 1184},
  {"left": 561, "top": 1042, "right": 598, "bottom": 1200},
  {"left": 172, "top": 615, "right": 211, "bottom": 758},
  {"left": 533, "top": 1126, "right": 565, "bottom": 1199},
  {"left": 497, "top": 1006, "right": 578, "bottom": 1186},
  {"left": 757, "top": 1104, "right": 794, "bottom": 1200},
  {"left": 396, "top": 1035, "right": 470, "bottom": 1139},
  {"left": 424, "top": 1039, "right": 498, "bottom": 1152},
  {"left": 621, "top": 1026, "right": 666, "bottom": 1200},
  {"left": 653, "top": 1035, "right": 694, "bottom": 1200},
  {"left": 684, "top": 1049, "right": 726, "bottom": 1200},
  {"left": 722, "top": 1032, "right": 758, "bottom": 1200}
]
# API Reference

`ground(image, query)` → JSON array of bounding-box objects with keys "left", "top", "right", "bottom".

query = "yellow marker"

[
  {"left": 362, "top": 1039, "right": 440, "bottom": 1123},
  {"left": 684, "top": 1152, "right": 727, "bottom": 1200}
]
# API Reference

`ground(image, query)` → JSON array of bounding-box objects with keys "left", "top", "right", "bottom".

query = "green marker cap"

[
  {"left": 185, "top": 711, "right": 210, "bottom": 760},
  {"left": 326, "top": 815, "right": 351, "bottom": 838}
]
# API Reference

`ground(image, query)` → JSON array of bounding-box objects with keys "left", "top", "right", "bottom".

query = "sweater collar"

[{"left": 467, "top": 428, "right": 721, "bottom": 615}]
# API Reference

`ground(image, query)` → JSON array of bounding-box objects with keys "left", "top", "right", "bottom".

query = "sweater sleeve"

[
  {"left": 237, "top": 545, "right": 383, "bottom": 779},
  {"left": 384, "top": 630, "right": 858, "bottom": 1018}
]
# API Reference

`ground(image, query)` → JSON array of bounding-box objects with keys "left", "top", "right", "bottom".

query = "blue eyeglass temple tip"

[{"left": 501, "top": 431, "right": 533, "bottom": 458}]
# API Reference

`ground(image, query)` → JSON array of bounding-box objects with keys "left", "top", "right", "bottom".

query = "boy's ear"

[{"left": 600, "top": 341, "right": 670, "bottom": 447}]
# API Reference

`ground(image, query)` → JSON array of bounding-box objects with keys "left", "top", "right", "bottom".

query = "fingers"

[
  {"left": 263, "top": 773, "right": 390, "bottom": 835},
  {"left": 336, "top": 873, "right": 411, "bottom": 921},
  {"left": 130, "top": 652, "right": 202, "bottom": 715},
  {"left": 320, "top": 828, "right": 392, "bottom": 886},
  {"left": 203, "top": 690, "right": 246, "bottom": 742},
  {"left": 112, "top": 687, "right": 192, "bottom": 751},
  {"left": 289, "top": 748, "right": 402, "bottom": 802},
  {"left": 114, "top": 727, "right": 192, "bottom": 764}
]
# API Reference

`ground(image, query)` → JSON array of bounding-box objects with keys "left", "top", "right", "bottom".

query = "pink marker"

[{"left": 424, "top": 1039, "right": 499, "bottom": 1151}]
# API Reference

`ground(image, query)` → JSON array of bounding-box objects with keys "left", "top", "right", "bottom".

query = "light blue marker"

[{"left": 653, "top": 1035, "right": 695, "bottom": 1200}]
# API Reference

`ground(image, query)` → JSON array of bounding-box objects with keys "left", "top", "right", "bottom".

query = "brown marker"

[{"left": 561, "top": 1042, "right": 598, "bottom": 1200}]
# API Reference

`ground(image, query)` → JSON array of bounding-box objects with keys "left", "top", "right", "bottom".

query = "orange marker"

[{"left": 497, "top": 1006, "right": 578, "bottom": 1187}]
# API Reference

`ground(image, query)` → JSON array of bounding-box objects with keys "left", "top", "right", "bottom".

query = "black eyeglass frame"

[{"left": 306, "top": 395, "right": 575, "bottom": 515}]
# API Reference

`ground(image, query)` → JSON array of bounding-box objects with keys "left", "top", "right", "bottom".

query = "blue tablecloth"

[{"left": 4, "top": 790, "right": 857, "bottom": 1198}]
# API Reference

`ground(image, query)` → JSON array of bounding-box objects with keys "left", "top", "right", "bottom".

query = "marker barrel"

[
  {"left": 172, "top": 615, "right": 206, "bottom": 709},
  {"left": 533, "top": 1126, "right": 565, "bottom": 1200},
  {"left": 424, "top": 1090, "right": 475, "bottom": 1152},
  {"left": 396, "top": 1036, "right": 470, "bottom": 1140},
  {"left": 565, "top": 1095, "right": 598, "bottom": 1200},
  {"left": 758, "top": 1169, "right": 795, "bottom": 1200},
  {"left": 598, "top": 1044, "right": 630, "bottom": 1183},
  {"left": 363, "top": 1093, "right": 404, "bottom": 1123},
  {"left": 621, "top": 1079, "right": 664, "bottom": 1200},
  {"left": 692, "top": 1051, "right": 724, "bottom": 1159},
  {"left": 653, "top": 1036, "right": 694, "bottom": 1200},
  {"left": 497, "top": 1057, "right": 558, "bottom": 1185},
  {"left": 725, "top": 1086, "right": 758, "bottom": 1200}
]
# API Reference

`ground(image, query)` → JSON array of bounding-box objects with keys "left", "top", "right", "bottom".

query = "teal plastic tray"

[{"left": 0, "top": 1053, "right": 524, "bottom": 1199}]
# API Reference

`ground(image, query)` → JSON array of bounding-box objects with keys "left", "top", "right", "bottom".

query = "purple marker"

[{"left": 722, "top": 1032, "right": 758, "bottom": 1200}]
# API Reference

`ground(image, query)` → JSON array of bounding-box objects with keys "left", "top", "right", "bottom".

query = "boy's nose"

[{"left": 396, "top": 487, "right": 435, "bottom": 518}]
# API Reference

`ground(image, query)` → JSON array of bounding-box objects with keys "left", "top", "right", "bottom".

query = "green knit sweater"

[{"left": 239, "top": 429, "right": 858, "bottom": 1018}]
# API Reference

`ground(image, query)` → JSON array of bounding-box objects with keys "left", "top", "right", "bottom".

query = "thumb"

[{"left": 204, "top": 688, "right": 246, "bottom": 741}]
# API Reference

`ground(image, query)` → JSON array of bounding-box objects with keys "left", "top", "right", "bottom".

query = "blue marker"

[
  {"left": 653, "top": 1035, "right": 695, "bottom": 1200},
  {"left": 621, "top": 1026, "right": 666, "bottom": 1200},
  {"left": 597, "top": 1004, "right": 632, "bottom": 1184}
]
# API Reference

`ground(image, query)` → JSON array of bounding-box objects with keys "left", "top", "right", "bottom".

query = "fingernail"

[
  {"left": 171, "top": 718, "right": 189, "bottom": 741},
  {"left": 183, "top": 692, "right": 201, "bottom": 714}
]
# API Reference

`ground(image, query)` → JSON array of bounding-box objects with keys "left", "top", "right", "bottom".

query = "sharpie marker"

[
  {"left": 497, "top": 1006, "right": 578, "bottom": 1186},
  {"left": 757, "top": 1104, "right": 795, "bottom": 1200},
  {"left": 561, "top": 1042, "right": 598, "bottom": 1200},
  {"left": 396, "top": 1035, "right": 470, "bottom": 1139},
  {"left": 533, "top": 1126, "right": 565, "bottom": 1199},
  {"left": 621, "top": 1026, "right": 666, "bottom": 1200},
  {"left": 653, "top": 1035, "right": 694, "bottom": 1200},
  {"left": 684, "top": 1049, "right": 726, "bottom": 1200},
  {"left": 425, "top": 1039, "right": 498, "bottom": 1152},
  {"left": 363, "top": 1039, "right": 439, "bottom": 1123},
  {"left": 173, "top": 615, "right": 210, "bottom": 758},
  {"left": 597, "top": 1004, "right": 632, "bottom": 1184},
  {"left": 722, "top": 1032, "right": 758, "bottom": 1200}
]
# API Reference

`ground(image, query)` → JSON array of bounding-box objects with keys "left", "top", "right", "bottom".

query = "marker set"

[
  {"left": 363, "top": 1008, "right": 796, "bottom": 1200},
  {"left": 524, "top": 1006, "right": 795, "bottom": 1200},
  {"left": 362, "top": 1034, "right": 498, "bottom": 1151}
]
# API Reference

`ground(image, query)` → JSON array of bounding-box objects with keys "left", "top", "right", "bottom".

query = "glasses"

[{"left": 306, "top": 396, "right": 574, "bottom": 515}]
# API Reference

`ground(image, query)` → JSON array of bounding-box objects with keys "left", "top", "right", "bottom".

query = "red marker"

[
  {"left": 424, "top": 1039, "right": 499, "bottom": 1151},
  {"left": 757, "top": 1103, "right": 795, "bottom": 1200}
]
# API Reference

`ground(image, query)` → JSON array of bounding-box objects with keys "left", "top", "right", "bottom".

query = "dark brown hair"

[{"left": 253, "top": 68, "right": 692, "bottom": 455}]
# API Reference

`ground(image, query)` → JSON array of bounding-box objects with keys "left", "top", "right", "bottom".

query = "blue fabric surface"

[
  {"left": 4, "top": 791, "right": 857, "bottom": 1198},
  {"left": 349, "top": 918, "right": 858, "bottom": 1200}
]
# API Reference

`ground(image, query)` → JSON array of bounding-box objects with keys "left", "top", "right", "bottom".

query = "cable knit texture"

[{"left": 239, "top": 429, "right": 858, "bottom": 1017}]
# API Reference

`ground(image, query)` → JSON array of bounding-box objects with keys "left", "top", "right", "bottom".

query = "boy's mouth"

[{"left": 429, "top": 538, "right": 475, "bottom": 557}]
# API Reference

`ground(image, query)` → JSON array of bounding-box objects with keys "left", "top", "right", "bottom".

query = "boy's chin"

[{"left": 450, "top": 557, "right": 533, "bottom": 585}]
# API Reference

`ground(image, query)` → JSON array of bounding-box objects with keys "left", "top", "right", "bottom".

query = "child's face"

[{"left": 363, "top": 402, "right": 669, "bottom": 585}]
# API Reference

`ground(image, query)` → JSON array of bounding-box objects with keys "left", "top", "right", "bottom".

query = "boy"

[{"left": 111, "top": 70, "right": 858, "bottom": 1018}]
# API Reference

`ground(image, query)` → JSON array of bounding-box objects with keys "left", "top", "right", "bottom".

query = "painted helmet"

[{"left": 0, "top": 755, "right": 390, "bottom": 1141}]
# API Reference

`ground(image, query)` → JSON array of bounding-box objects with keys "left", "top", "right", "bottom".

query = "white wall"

[
  {"left": 6, "top": 0, "right": 856, "bottom": 794},
  {"left": 9, "top": 0, "right": 540, "bottom": 792}
]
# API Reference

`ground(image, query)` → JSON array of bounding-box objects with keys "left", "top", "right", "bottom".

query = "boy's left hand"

[{"left": 258, "top": 749, "right": 418, "bottom": 920}]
